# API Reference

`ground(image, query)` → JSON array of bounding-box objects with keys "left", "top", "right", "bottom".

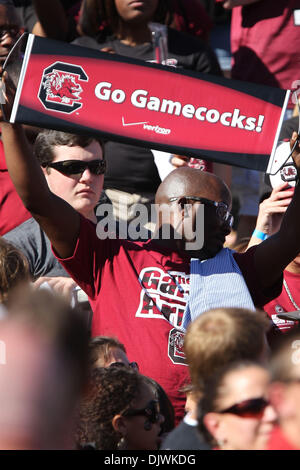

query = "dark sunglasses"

[
  {"left": 169, "top": 196, "right": 233, "bottom": 227},
  {"left": 218, "top": 397, "right": 269, "bottom": 419},
  {"left": 122, "top": 400, "right": 160, "bottom": 423},
  {"left": 108, "top": 361, "right": 139, "bottom": 371},
  {"left": 46, "top": 159, "right": 106, "bottom": 176}
]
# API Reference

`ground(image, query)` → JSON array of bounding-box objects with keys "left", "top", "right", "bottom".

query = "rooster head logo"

[{"left": 38, "top": 62, "right": 88, "bottom": 114}]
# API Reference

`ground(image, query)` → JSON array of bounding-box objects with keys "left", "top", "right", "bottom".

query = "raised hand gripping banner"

[{"left": 5, "top": 33, "right": 290, "bottom": 171}]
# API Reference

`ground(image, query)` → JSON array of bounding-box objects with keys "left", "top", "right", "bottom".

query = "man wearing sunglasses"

[
  {"left": 3, "top": 88, "right": 300, "bottom": 423},
  {"left": 4, "top": 129, "right": 105, "bottom": 304}
]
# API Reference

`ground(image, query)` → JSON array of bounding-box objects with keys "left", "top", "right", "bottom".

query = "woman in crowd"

[
  {"left": 199, "top": 360, "right": 277, "bottom": 450},
  {"left": 76, "top": 366, "right": 165, "bottom": 450},
  {"left": 87, "top": 337, "right": 175, "bottom": 438}
]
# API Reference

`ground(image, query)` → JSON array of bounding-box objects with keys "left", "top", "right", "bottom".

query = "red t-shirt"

[
  {"left": 231, "top": 0, "right": 300, "bottom": 108},
  {"left": 264, "top": 270, "right": 300, "bottom": 333},
  {"left": 55, "top": 216, "right": 281, "bottom": 423},
  {"left": 0, "top": 140, "right": 30, "bottom": 236},
  {"left": 267, "top": 426, "right": 299, "bottom": 450}
]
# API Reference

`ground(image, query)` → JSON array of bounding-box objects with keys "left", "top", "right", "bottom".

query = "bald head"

[{"left": 155, "top": 167, "right": 231, "bottom": 207}]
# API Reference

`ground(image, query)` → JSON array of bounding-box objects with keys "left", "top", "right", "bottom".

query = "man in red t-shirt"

[{"left": 4, "top": 112, "right": 300, "bottom": 422}]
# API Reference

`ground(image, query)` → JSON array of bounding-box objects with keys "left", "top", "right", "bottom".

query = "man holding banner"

[{"left": 3, "top": 59, "right": 300, "bottom": 422}]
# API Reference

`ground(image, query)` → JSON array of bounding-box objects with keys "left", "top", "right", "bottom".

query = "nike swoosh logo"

[{"left": 122, "top": 117, "right": 148, "bottom": 126}]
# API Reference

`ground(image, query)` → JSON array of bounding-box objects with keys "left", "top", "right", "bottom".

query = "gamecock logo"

[
  {"left": 168, "top": 328, "right": 187, "bottom": 366},
  {"left": 38, "top": 62, "right": 88, "bottom": 114},
  {"left": 280, "top": 163, "right": 298, "bottom": 183}
]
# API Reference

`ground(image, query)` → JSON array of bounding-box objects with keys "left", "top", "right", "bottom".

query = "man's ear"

[{"left": 112, "top": 414, "right": 128, "bottom": 435}]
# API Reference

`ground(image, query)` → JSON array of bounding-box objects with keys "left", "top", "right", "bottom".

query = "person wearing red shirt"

[
  {"left": 0, "top": 139, "right": 30, "bottom": 235},
  {"left": 227, "top": 0, "right": 300, "bottom": 110},
  {"left": 4, "top": 108, "right": 300, "bottom": 422},
  {"left": 0, "top": 1, "right": 31, "bottom": 234}
]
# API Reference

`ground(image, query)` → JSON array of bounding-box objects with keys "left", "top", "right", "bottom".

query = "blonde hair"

[{"left": 184, "top": 307, "right": 270, "bottom": 394}]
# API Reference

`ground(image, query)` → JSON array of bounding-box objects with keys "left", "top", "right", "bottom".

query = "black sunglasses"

[
  {"left": 108, "top": 361, "right": 139, "bottom": 371},
  {"left": 169, "top": 196, "right": 233, "bottom": 227},
  {"left": 122, "top": 400, "right": 160, "bottom": 423},
  {"left": 218, "top": 397, "right": 269, "bottom": 419},
  {"left": 46, "top": 159, "right": 106, "bottom": 176}
]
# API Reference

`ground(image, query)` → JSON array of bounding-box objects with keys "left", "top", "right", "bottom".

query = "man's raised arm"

[
  {"left": 1, "top": 120, "right": 80, "bottom": 259},
  {"left": 254, "top": 132, "right": 300, "bottom": 288}
]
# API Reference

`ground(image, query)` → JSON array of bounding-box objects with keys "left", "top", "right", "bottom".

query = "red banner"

[{"left": 7, "top": 34, "right": 289, "bottom": 171}]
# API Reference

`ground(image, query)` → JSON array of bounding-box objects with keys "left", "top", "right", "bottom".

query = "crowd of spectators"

[{"left": 1, "top": 0, "right": 300, "bottom": 451}]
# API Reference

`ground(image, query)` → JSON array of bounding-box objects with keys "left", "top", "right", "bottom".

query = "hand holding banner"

[{"left": 4, "top": 33, "right": 290, "bottom": 172}]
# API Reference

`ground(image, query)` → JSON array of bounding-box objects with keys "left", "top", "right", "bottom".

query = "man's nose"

[{"left": 78, "top": 168, "right": 94, "bottom": 182}]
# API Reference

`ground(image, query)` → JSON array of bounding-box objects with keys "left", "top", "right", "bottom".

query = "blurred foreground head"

[
  {"left": 0, "top": 289, "right": 89, "bottom": 449},
  {"left": 268, "top": 331, "right": 300, "bottom": 449}
]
